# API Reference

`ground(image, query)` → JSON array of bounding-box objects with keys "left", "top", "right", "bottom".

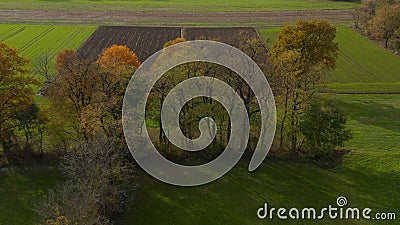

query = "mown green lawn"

[
  {"left": 326, "top": 28, "right": 400, "bottom": 84},
  {"left": 0, "top": 0, "right": 357, "bottom": 12}
]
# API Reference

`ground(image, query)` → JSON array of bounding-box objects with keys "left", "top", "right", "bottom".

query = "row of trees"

[
  {"left": 0, "top": 21, "right": 352, "bottom": 164},
  {"left": 147, "top": 20, "right": 351, "bottom": 161},
  {"left": 353, "top": 0, "right": 400, "bottom": 52},
  {"left": 147, "top": 34, "right": 269, "bottom": 163}
]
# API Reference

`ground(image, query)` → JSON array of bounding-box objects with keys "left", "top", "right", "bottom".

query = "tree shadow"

[{"left": 334, "top": 97, "right": 400, "bottom": 133}]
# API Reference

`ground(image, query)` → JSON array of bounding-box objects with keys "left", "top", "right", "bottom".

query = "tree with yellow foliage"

[
  {"left": 269, "top": 20, "right": 338, "bottom": 153},
  {"left": 0, "top": 42, "right": 40, "bottom": 158}
]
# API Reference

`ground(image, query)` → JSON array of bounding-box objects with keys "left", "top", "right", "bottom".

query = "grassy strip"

[
  {"left": 0, "top": 0, "right": 357, "bottom": 12},
  {"left": 1, "top": 94, "right": 398, "bottom": 224},
  {"left": 324, "top": 83, "right": 400, "bottom": 93}
]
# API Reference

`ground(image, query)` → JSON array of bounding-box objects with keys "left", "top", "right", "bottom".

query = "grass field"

[
  {"left": 0, "top": 24, "right": 96, "bottom": 63},
  {"left": 122, "top": 94, "right": 400, "bottom": 225},
  {"left": 0, "top": 0, "right": 357, "bottom": 12},
  {"left": 259, "top": 27, "right": 400, "bottom": 93},
  {"left": 0, "top": 167, "right": 62, "bottom": 225}
]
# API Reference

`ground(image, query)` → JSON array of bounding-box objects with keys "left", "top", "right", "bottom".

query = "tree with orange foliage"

[
  {"left": 40, "top": 46, "right": 139, "bottom": 224},
  {"left": 92, "top": 45, "right": 139, "bottom": 139},
  {"left": 163, "top": 37, "right": 186, "bottom": 48},
  {"left": 98, "top": 44, "right": 140, "bottom": 74},
  {"left": 45, "top": 45, "right": 140, "bottom": 140}
]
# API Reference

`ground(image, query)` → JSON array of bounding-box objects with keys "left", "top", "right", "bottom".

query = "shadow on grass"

[
  {"left": 122, "top": 159, "right": 400, "bottom": 225},
  {"left": 334, "top": 97, "right": 400, "bottom": 133}
]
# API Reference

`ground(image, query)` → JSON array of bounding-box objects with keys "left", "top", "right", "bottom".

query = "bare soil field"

[
  {"left": 78, "top": 26, "right": 181, "bottom": 61},
  {"left": 77, "top": 26, "right": 267, "bottom": 63},
  {"left": 0, "top": 9, "right": 353, "bottom": 25},
  {"left": 183, "top": 27, "right": 258, "bottom": 45}
]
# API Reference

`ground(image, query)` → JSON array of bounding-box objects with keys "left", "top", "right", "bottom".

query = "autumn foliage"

[
  {"left": 354, "top": 0, "right": 400, "bottom": 52},
  {"left": 367, "top": 3, "right": 400, "bottom": 49},
  {"left": 0, "top": 42, "right": 40, "bottom": 155},
  {"left": 45, "top": 45, "right": 140, "bottom": 139},
  {"left": 163, "top": 37, "right": 186, "bottom": 48},
  {"left": 270, "top": 19, "right": 338, "bottom": 73},
  {"left": 269, "top": 20, "right": 340, "bottom": 153},
  {"left": 37, "top": 45, "right": 140, "bottom": 224},
  {"left": 98, "top": 44, "right": 140, "bottom": 73},
  {"left": 0, "top": 43, "right": 40, "bottom": 128}
]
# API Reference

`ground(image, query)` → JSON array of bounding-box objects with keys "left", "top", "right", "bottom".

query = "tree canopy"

[
  {"left": 0, "top": 42, "right": 40, "bottom": 156},
  {"left": 269, "top": 20, "right": 340, "bottom": 154}
]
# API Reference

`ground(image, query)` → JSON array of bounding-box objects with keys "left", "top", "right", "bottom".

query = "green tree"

[
  {"left": 300, "top": 97, "right": 352, "bottom": 158},
  {"left": 14, "top": 104, "right": 46, "bottom": 156}
]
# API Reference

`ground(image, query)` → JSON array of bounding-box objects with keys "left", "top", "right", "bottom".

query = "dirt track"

[{"left": 0, "top": 9, "right": 353, "bottom": 25}]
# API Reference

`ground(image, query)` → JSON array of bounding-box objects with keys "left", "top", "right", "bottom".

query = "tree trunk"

[
  {"left": 290, "top": 92, "right": 299, "bottom": 153},
  {"left": 279, "top": 88, "right": 289, "bottom": 151},
  {"left": 159, "top": 95, "right": 165, "bottom": 145}
]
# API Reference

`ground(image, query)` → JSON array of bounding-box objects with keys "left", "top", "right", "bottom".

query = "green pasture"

[{"left": 0, "top": 167, "right": 62, "bottom": 225}]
